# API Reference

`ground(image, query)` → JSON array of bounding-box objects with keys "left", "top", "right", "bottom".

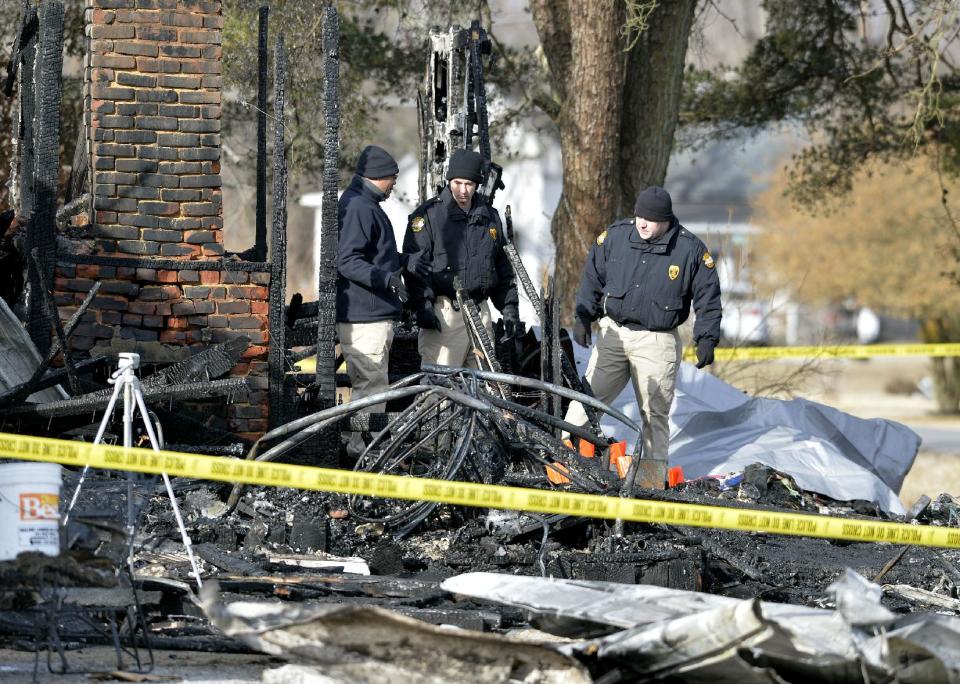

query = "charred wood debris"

[{"left": 1, "top": 5, "right": 959, "bottom": 683}]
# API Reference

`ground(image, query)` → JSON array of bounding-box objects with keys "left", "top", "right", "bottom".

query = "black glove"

[
  {"left": 402, "top": 252, "right": 430, "bottom": 279},
  {"left": 388, "top": 273, "right": 409, "bottom": 305},
  {"left": 695, "top": 339, "right": 716, "bottom": 368},
  {"left": 501, "top": 304, "right": 521, "bottom": 341},
  {"left": 416, "top": 304, "right": 442, "bottom": 331},
  {"left": 573, "top": 317, "right": 592, "bottom": 348}
]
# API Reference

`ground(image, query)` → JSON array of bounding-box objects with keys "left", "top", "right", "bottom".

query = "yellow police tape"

[
  {"left": 1, "top": 431, "right": 956, "bottom": 548},
  {"left": 295, "top": 344, "right": 960, "bottom": 370},
  {"left": 684, "top": 342, "right": 960, "bottom": 362}
]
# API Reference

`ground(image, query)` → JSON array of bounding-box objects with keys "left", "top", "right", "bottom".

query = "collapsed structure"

[{"left": 1, "top": 3, "right": 959, "bottom": 683}]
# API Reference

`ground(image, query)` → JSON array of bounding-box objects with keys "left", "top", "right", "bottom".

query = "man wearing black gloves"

[
  {"left": 402, "top": 148, "right": 519, "bottom": 368},
  {"left": 563, "top": 185, "right": 722, "bottom": 462},
  {"left": 337, "top": 144, "right": 428, "bottom": 419}
]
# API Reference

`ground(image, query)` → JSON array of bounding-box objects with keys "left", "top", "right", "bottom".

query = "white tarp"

[{"left": 576, "top": 342, "right": 920, "bottom": 515}]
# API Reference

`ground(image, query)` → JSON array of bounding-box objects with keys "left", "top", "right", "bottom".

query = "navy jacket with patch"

[
  {"left": 402, "top": 187, "right": 518, "bottom": 313},
  {"left": 336, "top": 175, "right": 403, "bottom": 323},
  {"left": 575, "top": 218, "right": 722, "bottom": 344}
]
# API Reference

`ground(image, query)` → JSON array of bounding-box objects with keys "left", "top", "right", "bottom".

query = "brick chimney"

[
  {"left": 51, "top": 0, "right": 273, "bottom": 441},
  {"left": 88, "top": 0, "right": 223, "bottom": 256}
]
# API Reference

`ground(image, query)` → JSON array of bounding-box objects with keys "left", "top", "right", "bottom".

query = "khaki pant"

[
  {"left": 337, "top": 320, "right": 395, "bottom": 412},
  {"left": 563, "top": 317, "right": 681, "bottom": 460},
  {"left": 418, "top": 296, "right": 494, "bottom": 369}
]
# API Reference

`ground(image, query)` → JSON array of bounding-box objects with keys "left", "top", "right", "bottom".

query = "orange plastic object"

[
  {"left": 545, "top": 462, "right": 571, "bottom": 485},
  {"left": 608, "top": 440, "right": 628, "bottom": 476},
  {"left": 667, "top": 466, "right": 685, "bottom": 488},
  {"left": 562, "top": 439, "right": 574, "bottom": 450},
  {"left": 615, "top": 454, "right": 632, "bottom": 479},
  {"left": 578, "top": 439, "right": 596, "bottom": 458}
]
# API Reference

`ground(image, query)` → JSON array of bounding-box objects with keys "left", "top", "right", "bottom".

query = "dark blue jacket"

[
  {"left": 575, "top": 218, "right": 722, "bottom": 344},
  {"left": 336, "top": 175, "right": 403, "bottom": 323},
  {"left": 401, "top": 187, "right": 518, "bottom": 313}
]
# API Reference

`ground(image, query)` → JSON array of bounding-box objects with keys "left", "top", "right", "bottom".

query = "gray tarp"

[{"left": 585, "top": 354, "right": 920, "bottom": 515}]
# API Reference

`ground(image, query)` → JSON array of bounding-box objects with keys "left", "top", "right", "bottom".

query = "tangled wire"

[{"left": 226, "top": 366, "right": 643, "bottom": 537}]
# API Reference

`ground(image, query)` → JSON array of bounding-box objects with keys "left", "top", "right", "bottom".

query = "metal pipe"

[
  {"left": 252, "top": 383, "right": 487, "bottom": 448},
  {"left": 484, "top": 394, "right": 607, "bottom": 450},
  {"left": 393, "top": 410, "right": 477, "bottom": 538},
  {"left": 354, "top": 391, "right": 436, "bottom": 471},
  {"left": 421, "top": 365, "right": 643, "bottom": 436}
]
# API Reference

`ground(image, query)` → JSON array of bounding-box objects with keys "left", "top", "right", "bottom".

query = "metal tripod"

[{"left": 63, "top": 353, "right": 202, "bottom": 589}]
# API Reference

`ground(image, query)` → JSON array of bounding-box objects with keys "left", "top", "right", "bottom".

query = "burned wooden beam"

[
  {"left": 314, "top": 5, "right": 340, "bottom": 409},
  {"left": 268, "top": 35, "right": 288, "bottom": 428},
  {"left": 13, "top": 2, "right": 38, "bottom": 214},
  {"left": 292, "top": 4, "right": 343, "bottom": 465},
  {"left": 3, "top": 2, "right": 36, "bottom": 96},
  {"left": 25, "top": 0, "right": 65, "bottom": 354},
  {"left": 549, "top": 276, "right": 561, "bottom": 429},
  {"left": 24, "top": 336, "right": 250, "bottom": 409},
  {"left": 2, "top": 377, "right": 247, "bottom": 417},
  {"left": 288, "top": 316, "right": 319, "bottom": 347},
  {"left": 539, "top": 283, "right": 550, "bottom": 411},
  {"left": 31, "top": 248, "right": 80, "bottom": 394},
  {"left": 254, "top": 5, "right": 269, "bottom": 262},
  {"left": 60, "top": 254, "right": 271, "bottom": 271},
  {"left": 142, "top": 335, "right": 249, "bottom": 388},
  {"left": 502, "top": 207, "right": 602, "bottom": 432}
]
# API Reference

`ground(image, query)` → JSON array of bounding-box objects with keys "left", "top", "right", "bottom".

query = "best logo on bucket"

[{"left": 20, "top": 493, "right": 59, "bottom": 521}]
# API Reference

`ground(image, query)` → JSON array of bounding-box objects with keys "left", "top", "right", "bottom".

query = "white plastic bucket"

[{"left": 0, "top": 462, "right": 62, "bottom": 560}]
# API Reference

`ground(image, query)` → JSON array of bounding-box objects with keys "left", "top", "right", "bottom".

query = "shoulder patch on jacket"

[
  {"left": 488, "top": 226, "right": 498, "bottom": 241},
  {"left": 703, "top": 252, "right": 715, "bottom": 269},
  {"left": 596, "top": 230, "right": 607, "bottom": 246},
  {"left": 409, "top": 215, "right": 425, "bottom": 232}
]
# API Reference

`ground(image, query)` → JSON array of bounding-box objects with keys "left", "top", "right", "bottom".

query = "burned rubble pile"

[
  {"left": 127, "top": 465, "right": 960, "bottom": 613},
  {"left": 4, "top": 2, "right": 960, "bottom": 681}
]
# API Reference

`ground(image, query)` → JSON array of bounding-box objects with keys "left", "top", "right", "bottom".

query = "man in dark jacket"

[
  {"left": 337, "top": 145, "right": 427, "bottom": 418},
  {"left": 564, "top": 186, "right": 722, "bottom": 461},
  {"left": 402, "top": 149, "right": 519, "bottom": 368}
]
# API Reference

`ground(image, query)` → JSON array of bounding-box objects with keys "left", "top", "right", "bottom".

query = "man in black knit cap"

[
  {"left": 337, "top": 144, "right": 428, "bottom": 450},
  {"left": 563, "top": 186, "right": 722, "bottom": 462},
  {"left": 402, "top": 148, "right": 519, "bottom": 368}
]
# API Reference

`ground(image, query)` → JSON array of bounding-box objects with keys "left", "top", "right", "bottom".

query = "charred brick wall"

[{"left": 50, "top": 0, "right": 272, "bottom": 441}]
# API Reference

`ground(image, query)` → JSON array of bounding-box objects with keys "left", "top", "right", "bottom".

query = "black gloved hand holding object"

[
  {"left": 695, "top": 338, "right": 716, "bottom": 368},
  {"left": 417, "top": 304, "right": 442, "bottom": 331},
  {"left": 401, "top": 252, "right": 430, "bottom": 279},
  {"left": 388, "top": 273, "right": 409, "bottom": 304},
  {"left": 501, "top": 304, "right": 521, "bottom": 341},
  {"left": 573, "top": 317, "right": 592, "bottom": 348}
]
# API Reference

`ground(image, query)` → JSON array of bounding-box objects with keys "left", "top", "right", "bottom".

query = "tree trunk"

[
  {"left": 618, "top": 0, "right": 697, "bottom": 215},
  {"left": 530, "top": 0, "right": 697, "bottom": 321},
  {"left": 532, "top": 1, "right": 625, "bottom": 319},
  {"left": 921, "top": 317, "right": 960, "bottom": 414}
]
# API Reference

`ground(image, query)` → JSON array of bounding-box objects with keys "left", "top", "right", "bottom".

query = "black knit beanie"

[
  {"left": 633, "top": 186, "right": 674, "bottom": 222},
  {"left": 356, "top": 144, "right": 399, "bottom": 179},
  {"left": 445, "top": 149, "right": 484, "bottom": 184}
]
